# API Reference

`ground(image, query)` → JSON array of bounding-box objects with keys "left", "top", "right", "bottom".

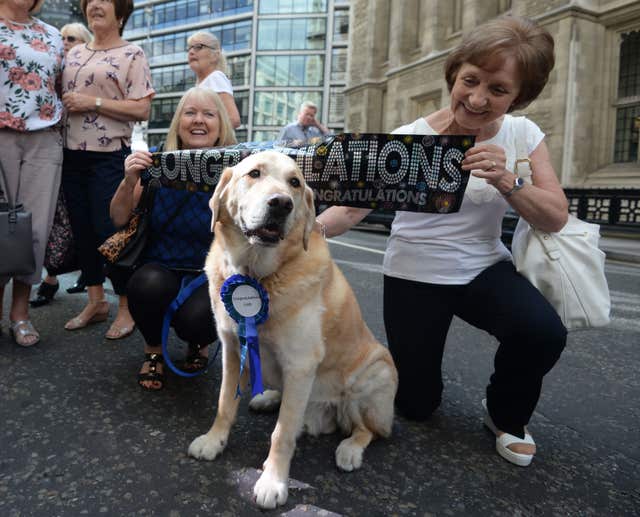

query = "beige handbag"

[{"left": 510, "top": 117, "right": 611, "bottom": 330}]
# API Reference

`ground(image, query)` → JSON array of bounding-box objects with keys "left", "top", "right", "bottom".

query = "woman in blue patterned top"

[{"left": 110, "top": 87, "right": 236, "bottom": 390}]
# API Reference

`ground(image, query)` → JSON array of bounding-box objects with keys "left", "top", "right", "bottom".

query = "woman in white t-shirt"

[
  {"left": 187, "top": 31, "right": 241, "bottom": 129},
  {"left": 317, "top": 15, "right": 568, "bottom": 468}
]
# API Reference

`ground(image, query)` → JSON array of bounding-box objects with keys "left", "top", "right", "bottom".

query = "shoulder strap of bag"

[
  {"left": 0, "top": 159, "right": 13, "bottom": 207},
  {"left": 513, "top": 116, "right": 533, "bottom": 185},
  {"left": 137, "top": 178, "right": 160, "bottom": 214},
  {"left": 513, "top": 117, "right": 560, "bottom": 255}
]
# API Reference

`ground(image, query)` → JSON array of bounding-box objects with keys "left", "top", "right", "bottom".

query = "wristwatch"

[
  {"left": 95, "top": 97, "right": 102, "bottom": 111},
  {"left": 504, "top": 176, "right": 525, "bottom": 198}
]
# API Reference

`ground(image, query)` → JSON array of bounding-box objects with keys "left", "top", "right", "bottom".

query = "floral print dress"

[
  {"left": 62, "top": 43, "right": 154, "bottom": 152},
  {"left": 0, "top": 16, "right": 64, "bottom": 132}
]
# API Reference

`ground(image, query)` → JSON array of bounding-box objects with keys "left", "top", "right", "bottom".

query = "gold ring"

[{"left": 490, "top": 160, "right": 497, "bottom": 169}]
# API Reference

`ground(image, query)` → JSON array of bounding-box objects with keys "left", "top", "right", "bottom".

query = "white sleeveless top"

[
  {"left": 199, "top": 70, "right": 233, "bottom": 95},
  {"left": 383, "top": 114, "right": 544, "bottom": 285}
]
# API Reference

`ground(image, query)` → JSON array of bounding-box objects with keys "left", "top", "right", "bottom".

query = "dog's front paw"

[
  {"left": 188, "top": 433, "right": 227, "bottom": 461},
  {"left": 253, "top": 470, "right": 288, "bottom": 509},
  {"left": 335, "top": 438, "right": 364, "bottom": 472}
]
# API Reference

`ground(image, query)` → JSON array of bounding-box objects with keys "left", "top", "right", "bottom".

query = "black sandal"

[
  {"left": 182, "top": 343, "right": 209, "bottom": 373},
  {"left": 138, "top": 353, "right": 165, "bottom": 390},
  {"left": 30, "top": 281, "right": 59, "bottom": 307}
]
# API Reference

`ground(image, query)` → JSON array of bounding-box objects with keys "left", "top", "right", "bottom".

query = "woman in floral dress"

[
  {"left": 0, "top": 0, "right": 64, "bottom": 346},
  {"left": 61, "top": 0, "right": 154, "bottom": 339}
]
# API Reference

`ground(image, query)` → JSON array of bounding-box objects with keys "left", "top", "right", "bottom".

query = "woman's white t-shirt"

[
  {"left": 382, "top": 114, "right": 544, "bottom": 285},
  {"left": 199, "top": 70, "right": 233, "bottom": 95}
]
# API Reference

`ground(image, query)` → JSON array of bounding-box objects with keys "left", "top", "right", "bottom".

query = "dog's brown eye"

[
  {"left": 248, "top": 169, "right": 260, "bottom": 178},
  {"left": 289, "top": 177, "right": 300, "bottom": 188}
]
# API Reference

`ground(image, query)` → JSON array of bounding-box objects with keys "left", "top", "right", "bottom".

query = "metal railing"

[
  {"left": 359, "top": 188, "right": 640, "bottom": 247},
  {"left": 500, "top": 188, "right": 640, "bottom": 248},
  {"left": 564, "top": 188, "right": 640, "bottom": 232}
]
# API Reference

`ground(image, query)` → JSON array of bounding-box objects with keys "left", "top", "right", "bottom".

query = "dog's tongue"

[{"left": 247, "top": 225, "right": 282, "bottom": 242}]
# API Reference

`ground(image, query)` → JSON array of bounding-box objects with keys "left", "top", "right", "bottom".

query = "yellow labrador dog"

[{"left": 188, "top": 151, "right": 398, "bottom": 509}]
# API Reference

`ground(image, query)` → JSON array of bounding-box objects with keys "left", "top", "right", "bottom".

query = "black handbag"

[
  {"left": 44, "top": 190, "right": 78, "bottom": 275},
  {"left": 98, "top": 178, "right": 160, "bottom": 268},
  {"left": 0, "top": 159, "right": 36, "bottom": 277}
]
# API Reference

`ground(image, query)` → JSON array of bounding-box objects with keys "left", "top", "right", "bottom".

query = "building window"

[
  {"left": 252, "top": 129, "right": 281, "bottom": 142},
  {"left": 143, "top": 21, "right": 252, "bottom": 65},
  {"left": 452, "top": 0, "right": 463, "bottom": 34},
  {"left": 234, "top": 90, "right": 250, "bottom": 125},
  {"left": 497, "top": 0, "right": 512, "bottom": 14},
  {"left": 235, "top": 128, "right": 248, "bottom": 142},
  {"left": 227, "top": 55, "right": 252, "bottom": 87},
  {"left": 256, "top": 55, "right": 324, "bottom": 86},
  {"left": 328, "top": 87, "right": 344, "bottom": 125},
  {"left": 333, "top": 10, "right": 349, "bottom": 43},
  {"left": 253, "top": 90, "right": 322, "bottom": 126},
  {"left": 614, "top": 30, "right": 640, "bottom": 163},
  {"left": 144, "top": 0, "right": 253, "bottom": 32},
  {"left": 257, "top": 18, "right": 326, "bottom": 50},
  {"left": 149, "top": 97, "right": 182, "bottom": 129},
  {"left": 259, "top": 0, "right": 327, "bottom": 14},
  {"left": 148, "top": 132, "right": 168, "bottom": 150},
  {"left": 151, "top": 64, "right": 197, "bottom": 94},
  {"left": 330, "top": 47, "right": 347, "bottom": 82}
]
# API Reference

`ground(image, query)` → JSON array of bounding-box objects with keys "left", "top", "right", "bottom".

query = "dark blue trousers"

[
  {"left": 383, "top": 260, "right": 567, "bottom": 438},
  {"left": 62, "top": 147, "right": 129, "bottom": 288}
]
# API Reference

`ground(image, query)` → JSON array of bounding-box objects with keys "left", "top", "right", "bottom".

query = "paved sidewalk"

[
  {"left": 600, "top": 233, "right": 640, "bottom": 263},
  {"left": 1, "top": 231, "right": 638, "bottom": 516}
]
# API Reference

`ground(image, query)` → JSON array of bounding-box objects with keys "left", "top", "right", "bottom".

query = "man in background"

[{"left": 278, "top": 101, "right": 331, "bottom": 145}]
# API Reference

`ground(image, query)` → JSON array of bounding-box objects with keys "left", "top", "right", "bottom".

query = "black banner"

[{"left": 145, "top": 133, "right": 474, "bottom": 213}]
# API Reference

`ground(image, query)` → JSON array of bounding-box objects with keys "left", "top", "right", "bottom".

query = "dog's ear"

[
  {"left": 210, "top": 167, "right": 233, "bottom": 231},
  {"left": 302, "top": 185, "right": 316, "bottom": 251}
]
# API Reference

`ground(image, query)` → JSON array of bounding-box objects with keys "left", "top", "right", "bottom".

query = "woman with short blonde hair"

[
  {"left": 187, "top": 31, "right": 241, "bottom": 128},
  {"left": 60, "top": 22, "right": 92, "bottom": 55}
]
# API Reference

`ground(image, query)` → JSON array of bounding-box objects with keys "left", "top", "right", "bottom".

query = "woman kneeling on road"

[
  {"left": 317, "top": 15, "right": 568, "bottom": 467},
  {"left": 109, "top": 87, "right": 237, "bottom": 390}
]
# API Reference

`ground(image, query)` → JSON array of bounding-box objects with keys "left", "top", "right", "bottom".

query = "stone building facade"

[{"left": 344, "top": 0, "right": 640, "bottom": 187}]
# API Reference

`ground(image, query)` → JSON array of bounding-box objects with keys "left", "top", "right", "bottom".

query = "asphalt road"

[{"left": 1, "top": 228, "right": 639, "bottom": 516}]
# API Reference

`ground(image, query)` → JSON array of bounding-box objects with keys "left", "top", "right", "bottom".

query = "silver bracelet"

[{"left": 317, "top": 220, "right": 327, "bottom": 239}]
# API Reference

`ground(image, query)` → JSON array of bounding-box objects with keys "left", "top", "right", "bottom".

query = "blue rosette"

[{"left": 220, "top": 274, "right": 269, "bottom": 397}]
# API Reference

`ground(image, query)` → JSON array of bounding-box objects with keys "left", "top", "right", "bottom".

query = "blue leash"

[{"left": 161, "top": 272, "right": 221, "bottom": 377}]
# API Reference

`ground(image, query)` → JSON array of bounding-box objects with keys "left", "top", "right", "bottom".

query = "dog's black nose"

[{"left": 267, "top": 194, "right": 293, "bottom": 216}]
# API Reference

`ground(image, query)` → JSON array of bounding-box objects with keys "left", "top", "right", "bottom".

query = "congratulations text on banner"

[{"left": 144, "top": 133, "right": 475, "bottom": 213}]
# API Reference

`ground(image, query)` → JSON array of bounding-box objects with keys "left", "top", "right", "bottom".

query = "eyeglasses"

[
  {"left": 187, "top": 43, "right": 215, "bottom": 52},
  {"left": 62, "top": 35, "right": 77, "bottom": 43}
]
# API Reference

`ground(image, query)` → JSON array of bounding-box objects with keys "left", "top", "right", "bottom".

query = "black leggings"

[
  {"left": 383, "top": 260, "right": 567, "bottom": 438},
  {"left": 127, "top": 263, "right": 217, "bottom": 346}
]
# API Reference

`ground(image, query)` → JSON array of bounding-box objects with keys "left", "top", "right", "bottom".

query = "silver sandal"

[{"left": 10, "top": 320, "right": 40, "bottom": 347}]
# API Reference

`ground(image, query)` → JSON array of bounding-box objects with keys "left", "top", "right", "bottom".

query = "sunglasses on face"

[
  {"left": 188, "top": 43, "right": 215, "bottom": 52},
  {"left": 62, "top": 35, "right": 77, "bottom": 42}
]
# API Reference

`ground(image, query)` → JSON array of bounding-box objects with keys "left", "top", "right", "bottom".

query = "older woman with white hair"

[
  {"left": 187, "top": 31, "right": 241, "bottom": 129},
  {"left": 0, "top": 0, "right": 64, "bottom": 346}
]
